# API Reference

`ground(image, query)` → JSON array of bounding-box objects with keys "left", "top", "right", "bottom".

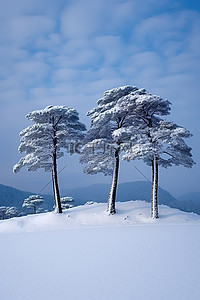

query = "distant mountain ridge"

[
  {"left": 0, "top": 184, "right": 32, "bottom": 209},
  {"left": 178, "top": 192, "right": 200, "bottom": 202},
  {"left": 0, "top": 184, "right": 53, "bottom": 213},
  {"left": 0, "top": 182, "right": 199, "bottom": 215},
  {"left": 61, "top": 181, "right": 177, "bottom": 206},
  {"left": 176, "top": 192, "right": 200, "bottom": 214}
]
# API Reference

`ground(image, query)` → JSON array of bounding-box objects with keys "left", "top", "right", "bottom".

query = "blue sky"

[{"left": 0, "top": 0, "right": 199, "bottom": 198}]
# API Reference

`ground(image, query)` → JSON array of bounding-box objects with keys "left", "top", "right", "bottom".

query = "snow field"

[
  {"left": 0, "top": 201, "right": 199, "bottom": 233},
  {"left": 0, "top": 201, "right": 200, "bottom": 300}
]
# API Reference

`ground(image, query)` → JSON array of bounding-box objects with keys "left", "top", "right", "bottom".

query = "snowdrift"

[
  {"left": 0, "top": 201, "right": 200, "bottom": 300},
  {"left": 0, "top": 200, "right": 199, "bottom": 233}
]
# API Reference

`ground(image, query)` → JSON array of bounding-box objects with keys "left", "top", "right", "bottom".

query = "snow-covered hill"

[
  {"left": 0, "top": 201, "right": 200, "bottom": 300},
  {"left": 0, "top": 200, "right": 199, "bottom": 233}
]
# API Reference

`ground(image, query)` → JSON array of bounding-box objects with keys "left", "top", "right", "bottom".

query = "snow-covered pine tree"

[
  {"left": 0, "top": 206, "right": 7, "bottom": 220},
  {"left": 13, "top": 106, "right": 86, "bottom": 213},
  {"left": 122, "top": 118, "right": 195, "bottom": 218},
  {"left": 81, "top": 86, "right": 140, "bottom": 214},
  {"left": 60, "top": 197, "right": 74, "bottom": 209},
  {"left": 112, "top": 90, "right": 171, "bottom": 218},
  {"left": 22, "top": 195, "right": 44, "bottom": 214},
  {"left": 0, "top": 206, "right": 18, "bottom": 219},
  {"left": 5, "top": 206, "right": 18, "bottom": 218}
]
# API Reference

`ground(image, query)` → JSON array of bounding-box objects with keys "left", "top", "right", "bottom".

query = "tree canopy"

[{"left": 14, "top": 105, "right": 86, "bottom": 213}]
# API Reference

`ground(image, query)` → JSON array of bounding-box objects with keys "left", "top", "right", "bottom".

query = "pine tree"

[
  {"left": 81, "top": 86, "right": 140, "bottom": 214},
  {"left": 60, "top": 197, "right": 74, "bottom": 209},
  {"left": 112, "top": 90, "right": 171, "bottom": 218},
  {"left": 122, "top": 119, "right": 195, "bottom": 218},
  {"left": 0, "top": 206, "right": 18, "bottom": 219},
  {"left": 13, "top": 105, "right": 86, "bottom": 213},
  {"left": 112, "top": 88, "right": 194, "bottom": 218},
  {"left": 5, "top": 207, "right": 18, "bottom": 218},
  {"left": 0, "top": 206, "right": 7, "bottom": 220},
  {"left": 22, "top": 195, "right": 44, "bottom": 214}
]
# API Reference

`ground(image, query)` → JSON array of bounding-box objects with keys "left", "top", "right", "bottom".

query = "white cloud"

[
  {"left": 167, "top": 52, "right": 200, "bottom": 74},
  {"left": 134, "top": 10, "right": 200, "bottom": 52},
  {"left": 60, "top": 0, "right": 141, "bottom": 40},
  {"left": 94, "top": 35, "right": 126, "bottom": 65},
  {"left": 0, "top": 0, "right": 64, "bottom": 17},
  {"left": 60, "top": 1, "right": 104, "bottom": 39},
  {"left": 34, "top": 33, "right": 63, "bottom": 51},
  {"left": 15, "top": 59, "right": 49, "bottom": 78},
  {"left": 1, "top": 15, "right": 55, "bottom": 46}
]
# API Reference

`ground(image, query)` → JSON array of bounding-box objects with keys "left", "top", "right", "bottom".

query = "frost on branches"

[
  {"left": 114, "top": 90, "right": 172, "bottom": 218},
  {"left": 13, "top": 105, "right": 86, "bottom": 214},
  {"left": 122, "top": 118, "right": 195, "bottom": 218},
  {"left": 60, "top": 197, "right": 74, "bottom": 210},
  {"left": 0, "top": 206, "right": 18, "bottom": 219},
  {"left": 94, "top": 86, "right": 195, "bottom": 218},
  {"left": 81, "top": 86, "right": 142, "bottom": 215},
  {"left": 22, "top": 195, "right": 44, "bottom": 214}
]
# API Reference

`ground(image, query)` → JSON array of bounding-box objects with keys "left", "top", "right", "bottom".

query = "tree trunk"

[
  {"left": 151, "top": 154, "right": 159, "bottom": 218},
  {"left": 107, "top": 148, "right": 120, "bottom": 215},
  {"left": 52, "top": 168, "right": 56, "bottom": 205},
  {"left": 52, "top": 117, "right": 62, "bottom": 214},
  {"left": 52, "top": 152, "right": 62, "bottom": 214}
]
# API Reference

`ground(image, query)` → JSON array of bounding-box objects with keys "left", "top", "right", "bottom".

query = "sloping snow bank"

[
  {"left": 0, "top": 201, "right": 200, "bottom": 300},
  {"left": 0, "top": 200, "right": 199, "bottom": 233}
]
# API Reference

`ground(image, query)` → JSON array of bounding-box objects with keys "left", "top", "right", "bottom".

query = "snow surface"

[{"left": 0, "top": 201, "right": 200, "bottom": 300}]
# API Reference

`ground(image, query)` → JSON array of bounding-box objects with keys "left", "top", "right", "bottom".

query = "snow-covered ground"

[{"left": 0, "top": 200, "right": 200, "bottom": 300}]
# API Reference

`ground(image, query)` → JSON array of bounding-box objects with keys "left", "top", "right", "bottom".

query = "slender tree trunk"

[
  {"left": 107, "top": 148, "right": 120, "bottom": 215},
  {"left": 52, "top": 152, "right": 62, "bottom": 214},
  {"left": 52, "top": 168, "right": 56, "bottom": 204},
  {"left": 51, "top": 117, "right": 62, "bottom": 214},
  {"left": 151, "top": 154, "right": 159, "bottom": 218}
]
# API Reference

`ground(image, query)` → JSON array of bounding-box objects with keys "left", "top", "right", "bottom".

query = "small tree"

[
  {"left": 60, "top": 197, "right": 74, "bottom": 209},
  {"left": 13, "top": 105, "right": 86, "bottom": 214},
  {"left": 5, "top": 207, "right": 18, "bottom": 219},
  {"left": 22, "top": 195, "right": 44, "bottom": 214},
  {"left": 0, "top": 206, "right": 7, "bottom": 220},
  {"left": 0, "top": 206, "right": 18, "bottom": 219}
]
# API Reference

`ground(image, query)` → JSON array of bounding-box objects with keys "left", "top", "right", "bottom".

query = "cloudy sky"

[{"left": 0, "top": 0, "right": 199, "bottom": 198}]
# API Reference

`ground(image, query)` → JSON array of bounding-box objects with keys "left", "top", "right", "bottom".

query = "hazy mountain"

[
  {"left": 0, "top": 184, "right": 31, "bottom": 209},
  {"left": 178, "top": 192, "right": 200, "bottom": 202},
  {"left": 0, "top": 184, "right": 53, "bottom": 213},
  {"left": 61, "top": 181, "right": 177, "bottom": 206},
  {"left": 1, "top": 182, "right": 199, "bottom": 215},
  {"left": 175, "top": 192, "right": 200, "bottom": 214}
]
